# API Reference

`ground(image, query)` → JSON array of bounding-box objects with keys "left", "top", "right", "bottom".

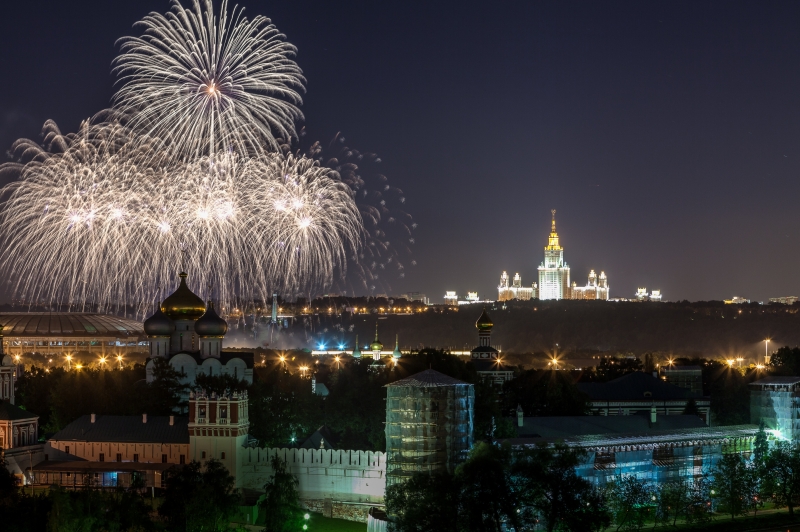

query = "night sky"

[{"left": 3, "top": 0, "right": 800, "bottom": 303}]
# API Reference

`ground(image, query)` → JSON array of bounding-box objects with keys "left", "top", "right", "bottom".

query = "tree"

[
  {"left": 195, "top": 372, "right": 248, "bottom": 396},
  {"left": 385, "top": 471, "right": 461, "bottom": 532},
  {"left": 159, "top": 460, "right": 240, "bottom": 532},
  {"left": 605, "top": 475, "right": 653, "bottom": 531},
  {"left": 261, "top": 456, "right": 304, "bottom": 532},
  {"left": 712, "top": 453, "right": 750, "bottom": 520},
  {"left": 764, "top": 441, "right": 800, "bottom": 515},
  {"left": 147, "top": 358, "right": 190, "bottom": 415},
  {"left": 512, "top": 444, "right": 608, "bottom": 532},
  {"left": 753, "top": 420, "right": 769, "bottom": 471},
  {"left": 684, "top": 474, "right": 713, "bottom": 525},
  {"left": 655, "top": 481, "right": 688, "bottom": 527},
  {"left": 456, "top": 442, "right": 520, "bottom": 531},
  {"left": 767, "top": 346, "right": 800, "bottom": 376},
  {"left": 502, "top": 370, "right": 589, "bottom": 417}
]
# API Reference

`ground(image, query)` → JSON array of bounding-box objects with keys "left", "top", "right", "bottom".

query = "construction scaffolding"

[{"left": 384, "top": 369, "right": 474, "bottom": 485}]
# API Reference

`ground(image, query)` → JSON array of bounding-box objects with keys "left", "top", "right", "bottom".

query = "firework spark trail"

[
  {"left": 0, "top": 0, "right": 416, "bottom": 311},
  {"left": 0, "top": 122, "right": 361, "bottom": 314},
  {"left": 113, "top": 0, "right": 305, "bottom": 160}
]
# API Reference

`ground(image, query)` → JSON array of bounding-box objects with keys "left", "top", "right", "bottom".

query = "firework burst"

[
  {"left": 113, "top": 0, "right": 305, "bottom": 159},
  {"left": 0, "top": 121, "right": 360, "bottom": 313}
]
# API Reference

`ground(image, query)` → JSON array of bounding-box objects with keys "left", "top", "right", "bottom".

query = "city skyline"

[{"left": 3, "top": 1, "right": 800, "bottom": 303}]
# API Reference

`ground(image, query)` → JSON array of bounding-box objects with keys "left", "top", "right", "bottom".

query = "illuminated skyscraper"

[{"left": 538, "top": 210, "right": 570, "bottom": 300}]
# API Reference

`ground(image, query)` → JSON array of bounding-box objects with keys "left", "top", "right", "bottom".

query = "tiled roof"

[
  {"left": 0, "top": 312, "right": 144, "bottom": 338},
  {"left": 385, "top": 369, "right": 469, "bottom": 387},
  {"left": 0, "top": 402, "right": 38, "bottom": 421},
  {"left": 50, "top": 415, "right": 189, "bottom": 444},
  {"left": 577, "top": 372, "right": 692, "bottom": 401}
]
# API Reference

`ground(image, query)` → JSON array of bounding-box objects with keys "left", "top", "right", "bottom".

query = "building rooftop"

[
  {"left": 50, "top": 415, "right": 189, "bottom": 444},
  {"left": 301, "top": 425, "right": 338, "bottom": 450},
  {"left": 385, "top": 369, "right": 469, "bottom": 388},
  {"left": 750, "top": 376, "right": 800, "bottom": 386},
  {"left": 0, "top": 312, "right": 144, "bottom": 338},
  {"left": 577, "top": 372, "right": 694, "bottom": 401},
  {"left": 0, "top": 402, "right": 38, "bottom": 421},
  {"left": 517, "top": 414, "right": 706, "bottom": 439},
  {"left": 505, "top": 424, "right": 759, "bottom": 449}
]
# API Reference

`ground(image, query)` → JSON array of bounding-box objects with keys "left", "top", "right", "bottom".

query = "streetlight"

[
  {"left": 99, "top": 356, "right": 107, "bottom": 368},
  {"left": 726, "top": 359, "right": 734, "bottom": 368},
  {"left": 65, "top": 354, "right": 72, "bottom": 371},
  {"left": 765, "top": 339, "right": 771, "bottom": 364},
  {"left": 116, "top": 355, "right": 123, "bottom": 370}
]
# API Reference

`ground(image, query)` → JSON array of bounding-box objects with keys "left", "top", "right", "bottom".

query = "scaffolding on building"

[{"left": 384, "top": 370, "right": 474, "bottom": 485}]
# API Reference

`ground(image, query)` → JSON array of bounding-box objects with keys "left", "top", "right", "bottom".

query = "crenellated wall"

[{"left": 238, "top": 447, "right": 386, "bottom": 503}]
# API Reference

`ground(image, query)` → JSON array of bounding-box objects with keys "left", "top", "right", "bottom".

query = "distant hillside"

[{"left": 327, "top": 300, "right": 800, "bottom": 359}]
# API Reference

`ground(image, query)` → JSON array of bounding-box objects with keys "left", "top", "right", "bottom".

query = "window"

[
  {"left": 65, "top": 446, "right": 70, "bottom": 454},
  {"left": 201, "top": 451, "right": 206, "bottom": 459},
  {"left": 116, "top": 453, "right": 122, "bottom": 462},
  {"left": 221, "top": 452, "right": 226, "bottom": 460},
  {"left": 162, "top": 454, "right": 167, "bottom": 463},
  {"left": 99, "top": 453, "right": 104, "bottom": 462},
  {"left": 180, "top": 455, "right": 185, "bottom": 464},
  {"left": 133, "top": 454, "right": 139, "bottom": 462}
]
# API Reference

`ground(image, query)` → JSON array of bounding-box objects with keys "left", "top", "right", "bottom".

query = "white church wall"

[{"left": 239, "top": 447, "right": 386, "bottom": 503}]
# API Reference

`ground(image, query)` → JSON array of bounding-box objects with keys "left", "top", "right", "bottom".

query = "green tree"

[
  {"left": 605, "top": 475, "right": 652, "bottom": 531},
  {"left": 159, "top": 460, "right": 240, "bottom": 532},
  {"left": 195, "top": 372, "right": 248, "bottom": 396},
  {"left": 512, "top": 443, "right": 608, "bottom": 532},
  {"left": 385, "top": 471, "right": 461, "bottom": 532},
  {"left": 502, "top": 370, "right": 589, "bottom": 417},
  {"left": 147, "top": 358, "right": 190, "bottom": 415},
  {"left": 261, "top": 456, "right": 304, "bottom": 532},
  {"left": 767, "top": 346, "right": 800, "bottom": 376},
  {"left": 712, "top": 453, "right": 750, "bottom": 520},
  {"left": 764, "top": 441, "right": 800, "bottom": 515},
  {"left": 655, "top": 481, "right": 688, "bottom": 527},
  {"left": 684, "top": 474, "right": 713, "bottom": 525},
  {"left": 456, "top": 442, "right": 520, "bottom": 531},
  {"left": 753, "top": 420, "right": 769, "bottom": 471}
]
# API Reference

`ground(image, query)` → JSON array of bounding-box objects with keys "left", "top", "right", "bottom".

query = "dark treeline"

[{"left": 313, "top": 300, "right": 800, "bottom": 356}]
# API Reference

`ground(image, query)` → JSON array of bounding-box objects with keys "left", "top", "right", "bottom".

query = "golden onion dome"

[
  {"left": 476, "top": 308, "right": 493, "bottom": 330},
  {"left": 161, "top": 272, "right": 206, "bottom": 321}
]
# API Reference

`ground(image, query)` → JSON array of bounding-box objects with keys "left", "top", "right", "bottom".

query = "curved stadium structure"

[{"left": 0, "top": 313, "right": 146, "bottom": 357}]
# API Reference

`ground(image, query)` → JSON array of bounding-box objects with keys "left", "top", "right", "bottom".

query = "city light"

[
  {"left": 117, "top": 355, "right": 123, "bottom": 369},
  {"left": 99, "top": 356, "right": 107, "bottom": 367},
  {"left": 726, "top": 359, "right": 734, "bottom": 367}
]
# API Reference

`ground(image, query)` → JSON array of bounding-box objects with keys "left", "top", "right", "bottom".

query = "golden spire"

[{"left": 545, "top": 209, "right": 562, "bottom": 250}]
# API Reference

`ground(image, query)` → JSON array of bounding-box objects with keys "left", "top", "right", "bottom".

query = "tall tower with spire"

[{"left": 537, "top": 210, "right": 570, "bottom": 300}]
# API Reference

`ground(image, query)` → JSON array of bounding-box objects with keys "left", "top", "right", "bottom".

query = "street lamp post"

[{"left": 765, "top": 339, "right": 771, "bottom": 364}]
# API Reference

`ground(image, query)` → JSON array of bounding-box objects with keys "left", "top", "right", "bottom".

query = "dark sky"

[{"left": 3, "top": 0, "right": 800, "bottom": 303}]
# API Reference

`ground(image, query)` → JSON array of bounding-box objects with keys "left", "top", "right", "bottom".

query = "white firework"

[
  {"left": 0, "top": 121, "right": 361, "bottom": 313},
  {"left": 113, "top": 0, "right": 305, "bottom": 159}
]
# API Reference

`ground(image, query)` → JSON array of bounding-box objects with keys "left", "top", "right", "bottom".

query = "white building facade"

[{"left": 538, "top": 210, "right": 571, "bottom": 300}]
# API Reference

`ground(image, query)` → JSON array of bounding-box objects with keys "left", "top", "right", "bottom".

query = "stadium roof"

[{"left": 0, "top": 313, "right": 144, "bottom": 338}]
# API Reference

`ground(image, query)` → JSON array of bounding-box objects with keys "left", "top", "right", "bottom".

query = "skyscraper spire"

[
  {"left": 551, "top": 208, "right": 557, "bottom": 232},
  {"left": 546, "top": 209, "right": 562, "bottom": 250}
]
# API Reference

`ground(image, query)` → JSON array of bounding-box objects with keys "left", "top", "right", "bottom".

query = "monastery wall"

[{"left": 239, "top": 447, "right": 386, "bottom": 503}]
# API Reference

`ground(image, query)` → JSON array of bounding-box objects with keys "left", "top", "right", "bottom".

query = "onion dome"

[
  {"left": 143, "top": 306, "right": 175, "bottom": 337},
  {"left": 194, "top": 301, "right": 228, "bottom": 337},
  {"left": 392, "top": 334, "right": 402, "bottom": 360},
  {"left": 476, "top": 308, "right": 493, "bottom": 330},
  {"left": 161, "top": 272, "right": 206, "bottom": 320},
  {"left": 370, "top": 324, "right": 383, "bottom": 352},
  {"left": 352, "top": 335, "right": 361, "bottom": 358}
]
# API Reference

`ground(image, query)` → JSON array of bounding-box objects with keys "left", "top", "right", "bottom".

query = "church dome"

[
  {"left": 194, "top": 302, "right": 228, "bottom": 337},
  {"left": 476, "top": 308, "right": 493, "bottom": 330},
  {"left": 370, "top": 324, "right": 383, "bottom": 352},
  {"left": 143, "top": 307, "right": 175, "bottom": 337},
  {"left": 161, "top": 272, "right": 206, "bottom": 320}
]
